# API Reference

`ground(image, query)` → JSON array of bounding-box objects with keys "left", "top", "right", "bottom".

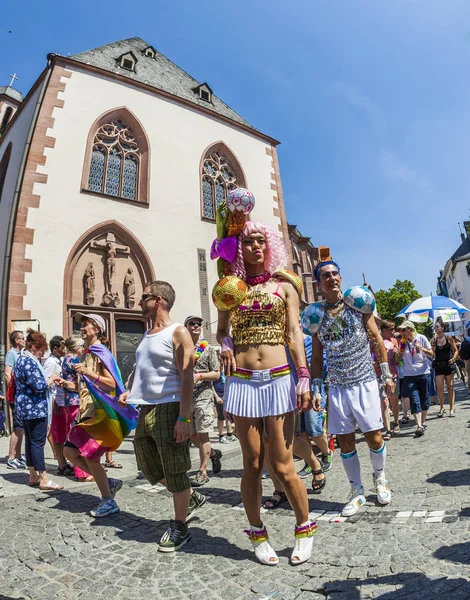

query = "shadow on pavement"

[
  {"left": 434, "top": 541, "right": 470, "bottom": 564},
  {"left": 426, "top": 469, "right": 470, "bottom": 487},
  {"left": 313, "top": 572, "right": 470, "bottom": 598}
]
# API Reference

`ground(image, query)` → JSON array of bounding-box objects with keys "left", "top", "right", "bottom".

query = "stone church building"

[{"left": 0, "top": 37, "right": 291, "bottom": 380}]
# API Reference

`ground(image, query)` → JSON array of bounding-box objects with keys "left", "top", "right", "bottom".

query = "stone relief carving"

[
  {"left": 124, "top": 267, "right": 136, "bottom": 309},
  {"left": 83, "top": 262, "right": 95, "bottom": 305},
  {"left": 90, "top": 232, "right": 130, "bottom": 307}
]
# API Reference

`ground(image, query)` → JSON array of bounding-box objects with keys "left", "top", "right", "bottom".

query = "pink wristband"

[
  {"left": 296, "top": 366, "right": 310, "bottom": 379},
  {"left": 221, "top": 336, "right": 235, "bottom": 353}
]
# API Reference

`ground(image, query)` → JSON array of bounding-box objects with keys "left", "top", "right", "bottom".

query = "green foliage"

[{"left": 375, "top": 280, "right": 421, "bottom": 323}]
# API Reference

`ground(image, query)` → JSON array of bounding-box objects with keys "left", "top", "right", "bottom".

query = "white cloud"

[
  {"left": 380, "top": 149, "right": 433, "bottom": 192},
  {"left": 335, "top": 82, "right": 432, "bottom": 192}
]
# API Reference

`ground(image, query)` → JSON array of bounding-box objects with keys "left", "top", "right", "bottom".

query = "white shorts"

[{"left": 327, "top": 379, "right": 382, "bottom": 435}]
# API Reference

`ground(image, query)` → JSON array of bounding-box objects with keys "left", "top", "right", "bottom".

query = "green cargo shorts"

[{"left": 133, "top": 403, "right": 191, "bottom": 493}]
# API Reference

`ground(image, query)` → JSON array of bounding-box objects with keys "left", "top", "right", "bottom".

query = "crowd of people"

[{"left": 1, "top": 189, "right": 470, "bottom": 566}]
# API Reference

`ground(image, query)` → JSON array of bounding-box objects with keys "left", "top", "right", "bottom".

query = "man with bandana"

[{"left": 305, "top": 261, "right": 394, "bottom": 517}]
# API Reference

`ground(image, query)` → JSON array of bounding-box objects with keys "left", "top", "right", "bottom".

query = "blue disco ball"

[{"left": 343, "top": 286, "right": 376, "bottom": 314}]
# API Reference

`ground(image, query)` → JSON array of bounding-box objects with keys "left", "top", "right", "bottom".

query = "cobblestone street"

[{"left": 2, "top": 383, "right": 470, "bottom": 600}]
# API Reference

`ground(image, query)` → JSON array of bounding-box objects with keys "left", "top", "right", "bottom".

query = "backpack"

[
  {"left": 6, "top": 372, "right": 16, "bottom": 404},
  {"left": 459, "top": 338, "right": 470, "bottom": 361}
]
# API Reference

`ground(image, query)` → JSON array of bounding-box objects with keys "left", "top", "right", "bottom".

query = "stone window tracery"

[
  {"left": 201, "top": 151, "right": 240, "bottom": 220},
  {"left": 87, "top": 120, "right": 140, "bottom": 201}
]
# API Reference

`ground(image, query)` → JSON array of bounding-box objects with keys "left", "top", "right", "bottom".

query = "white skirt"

[{"left": 224, "top": 373, "right": 297, "bottom": 418}]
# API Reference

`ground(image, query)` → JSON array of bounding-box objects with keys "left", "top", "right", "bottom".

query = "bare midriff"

[{"left": 234, "top": 343, "right": 289, "bottom": 371}]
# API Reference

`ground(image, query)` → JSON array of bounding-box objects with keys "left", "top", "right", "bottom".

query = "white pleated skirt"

[{"left": 224, "top": 373, "right": 297, "bottom": 418}]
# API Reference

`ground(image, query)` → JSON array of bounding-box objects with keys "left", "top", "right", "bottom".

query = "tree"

[{"left": 375, "top": 280, "right": 421, "bottom": 323}]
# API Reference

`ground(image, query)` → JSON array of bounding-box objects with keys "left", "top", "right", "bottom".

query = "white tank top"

[{"left": 128, "top": 322, "right": 181, "bottom": 405}]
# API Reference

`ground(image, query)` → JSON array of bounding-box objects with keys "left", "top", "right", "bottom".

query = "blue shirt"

[
  {"left": 14, "top": 354, "right": 49, "bottom": 420},
  {"left": 5, "top": 348, "right": 20, "bottom": 368}
]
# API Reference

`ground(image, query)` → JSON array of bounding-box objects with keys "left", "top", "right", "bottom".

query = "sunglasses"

[
  {"left": 187, "top": 321, "right": 202, "bottom": 327},
  {"left": 141, "top": 293, "right": 158, "bottom": 302}
]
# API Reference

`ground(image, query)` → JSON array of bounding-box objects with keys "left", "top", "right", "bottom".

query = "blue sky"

[{"left": 2, "top": 0, "right": 470, "bottom": 294}]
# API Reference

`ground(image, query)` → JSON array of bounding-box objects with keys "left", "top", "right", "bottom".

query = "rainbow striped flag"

[{"left": 68, "top": 344, "right": 139, "bottom": 458}]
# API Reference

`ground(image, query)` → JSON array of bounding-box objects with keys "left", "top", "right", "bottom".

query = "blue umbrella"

[{"left": 397, "top": 295, "right": 469, "bottom": 318}]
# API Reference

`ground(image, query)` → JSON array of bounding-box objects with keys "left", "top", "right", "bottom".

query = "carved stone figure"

[
  {"left": 90, "top": 233, "right": 130, "bottom": 307},
  {"left": 124, "top": 267, "right": 136, "bottom": 309},
  {"left": 83, "top": 262, "right": 95, "bottom": 305}
]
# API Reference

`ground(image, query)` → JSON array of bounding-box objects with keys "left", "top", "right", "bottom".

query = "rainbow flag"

[{"left": 68, "top": 344, "right": 139, "bottom": 458}]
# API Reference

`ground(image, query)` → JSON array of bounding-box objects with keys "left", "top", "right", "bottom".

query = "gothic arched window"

[
  {"left": 88, "top": 120, "right": 140, "bottom": 200},
  {"left": 200, "top": 143, "right": 246, "bottom": 221},
  {"left": 82, "top": 108, "right": 150, "bottom": 205}
]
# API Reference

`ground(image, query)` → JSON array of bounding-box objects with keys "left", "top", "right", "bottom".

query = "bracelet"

[
  {"left": 296, "top": 366, "right": 310, "bottom": 379},
  {"left": 178, "top": 416, "right": 191, "bottom": 423},
  {"left": 199, "top": 373, "right": 203, "bottom": 381},
  {"left": 379, "top": 362, "right": 392, "bottom": 384},
  {"left": 221, "top": 336, "right": 234, "bottom": 353},
  {"left": 93, "top": 374, "right": 101, "bottom": 384},
  {"left": 313, "top": 378, "right": 323, "bottom": 394}
]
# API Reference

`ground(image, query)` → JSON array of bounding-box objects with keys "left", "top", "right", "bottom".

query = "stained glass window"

[
  {"left": 201, "top": 151, "right": 241, "bottom": 220},
  {"left": 88, "top": 146, "right": 105, "bottom": 192},
  {"left": 87, "top": 120, "right": 140, "bottom": 200},
  {"left": 202, "top": 177, "right": 214, "bottom": 219}
]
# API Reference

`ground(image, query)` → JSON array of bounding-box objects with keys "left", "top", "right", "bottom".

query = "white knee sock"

[
  {"left": 369, "top": 443, "right": 386, "bottom": 479},
  {"left": 340, "top": 449, "right": 362, "bottom": 489}
]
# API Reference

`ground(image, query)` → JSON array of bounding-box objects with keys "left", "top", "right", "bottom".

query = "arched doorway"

[{"left": 63, "top": 220, "right": 155, "bottom": 382}]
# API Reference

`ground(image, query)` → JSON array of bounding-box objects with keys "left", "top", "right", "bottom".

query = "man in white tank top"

[{"left": 119, "top": 281, "right": 206, "bottom": 552}]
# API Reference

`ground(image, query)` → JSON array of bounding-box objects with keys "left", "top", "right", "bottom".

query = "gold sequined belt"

[{"left": 231, "top": 364, "right": 291, "bottom": 382}]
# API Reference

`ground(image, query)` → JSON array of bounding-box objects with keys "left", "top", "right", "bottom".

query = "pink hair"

[{"left": 230, "top": 221, "right": 288, "bottom": 279}]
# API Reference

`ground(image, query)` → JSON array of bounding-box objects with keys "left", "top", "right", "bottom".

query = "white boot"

[
  {"left": 290, "top": 521, "right": 317, "bottom": 565},
  {"left": 244, "top": 524, "right": 278, "bottom": 566}
]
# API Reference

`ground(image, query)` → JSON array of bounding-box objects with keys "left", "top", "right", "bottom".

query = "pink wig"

[{"left": 231, "top": 221, "right": 288, "bottom": 279}]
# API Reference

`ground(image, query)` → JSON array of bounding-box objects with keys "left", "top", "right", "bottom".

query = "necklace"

[
  {"left": 194, "top": 340, "right": 208, "bottom": 361},
  {"left": 246, "top": 272, "right": 271, "bottom": 286},
  {"left": 326, "top": 296, "right": 343, "bottom": 309}
]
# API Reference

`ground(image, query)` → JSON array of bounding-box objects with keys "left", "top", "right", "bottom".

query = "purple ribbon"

[{"left": 210, "top": 236, "right": 238, "bottom": 263}]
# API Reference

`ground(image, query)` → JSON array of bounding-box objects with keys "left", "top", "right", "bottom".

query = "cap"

[
  {"left": 397, "top": 320, "right": 415, "bottom": 331},
  {"left": 184, "top": 315, "right": 203, "bottom": 326},
  {"left": 74, "top": 312, "right": 106, "bottom": 333}
]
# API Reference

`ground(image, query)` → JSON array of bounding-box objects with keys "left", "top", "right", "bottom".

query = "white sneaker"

[
  {"left": 374, "top": 475, "right": 391, "bottom": 505},
  {"left": 341, "top": 485, "right": 366, "bottom": 517}
]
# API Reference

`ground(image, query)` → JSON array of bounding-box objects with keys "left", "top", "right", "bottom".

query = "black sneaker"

[
  {"left": 158, "top": 519, "right": 191, "bottom": 552},
  {"left": 210, "top": 449, "right": 222, "bottom": 474},
  {"left": 187, "top": 490, "right": 206, "bottom": 516},
  {"left": 321, "top": 451, "right": 333, "bottom": 472},
  {"left": 297, "top": 462, "right": 312, "bottom": 479}
]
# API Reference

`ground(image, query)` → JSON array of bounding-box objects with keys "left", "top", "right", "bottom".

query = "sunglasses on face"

[
  {"left": 141, "top": 293, "right": 157, "bottom": 302},
  {"left": 187, "top": 321, "right": 202, "bottom": 327},
  {"left": 321, "top": 270, "right": 340, "bottom": 279}
]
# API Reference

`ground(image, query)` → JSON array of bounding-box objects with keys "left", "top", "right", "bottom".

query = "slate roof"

[
  {"left": 71, "top": 37, "right": 256, "bottom": 131},
  {"left": 0, "top": 86, "right": 23, "bottom": 103},
  {"left": 450, "top": 237, "right": 470, "bottom": 263}
]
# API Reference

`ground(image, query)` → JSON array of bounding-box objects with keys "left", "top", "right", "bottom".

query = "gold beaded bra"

[{"left": 230, "top": 282, "right": 287, "bottom": 346}]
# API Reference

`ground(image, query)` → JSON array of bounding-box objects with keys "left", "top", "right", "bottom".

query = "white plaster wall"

[
  {"left": 452, "top": 261, "right": 470, "bottom": 310},
  {"left": 24, "top": 65, "right": 281, "bottom": 337},
  {"left": 0, "top": 85, "right": 42, "bottom": 310}
]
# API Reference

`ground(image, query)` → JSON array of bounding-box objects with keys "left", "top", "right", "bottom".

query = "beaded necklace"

[
  {"left": 246, "top": 272, "right": 271, "bottom": 286},
  {"left": 194, "top": 340, "right": 208, "bottom": 361}
]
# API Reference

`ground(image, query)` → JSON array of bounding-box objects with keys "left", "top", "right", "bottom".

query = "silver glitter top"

[{"left": 317, "top": 305, "right": 376, "bottom": 387}]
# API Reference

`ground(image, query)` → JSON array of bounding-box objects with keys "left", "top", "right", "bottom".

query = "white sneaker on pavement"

[
  {"left": 341, "top": 485, "right": 366, "bottom": 517},
  {"left": 374, "top": 474, "right": 391, "bottom": 505}
]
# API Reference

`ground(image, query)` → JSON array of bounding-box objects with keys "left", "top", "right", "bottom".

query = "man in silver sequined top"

[{"left": 310, "top": 262, "right": 394, "bottom": 518}]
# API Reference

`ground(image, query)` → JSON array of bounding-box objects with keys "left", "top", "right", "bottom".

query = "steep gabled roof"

[
  {"left": 450, "top": 237, "right": 470, "bottom": 264},
  {"left": 72, "top": 37, "right": 256, "bottom": 131}
]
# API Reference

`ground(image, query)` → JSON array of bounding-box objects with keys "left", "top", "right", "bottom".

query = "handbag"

[{"left": 6, "top": 373, "right": 16, "bottom": 404}]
